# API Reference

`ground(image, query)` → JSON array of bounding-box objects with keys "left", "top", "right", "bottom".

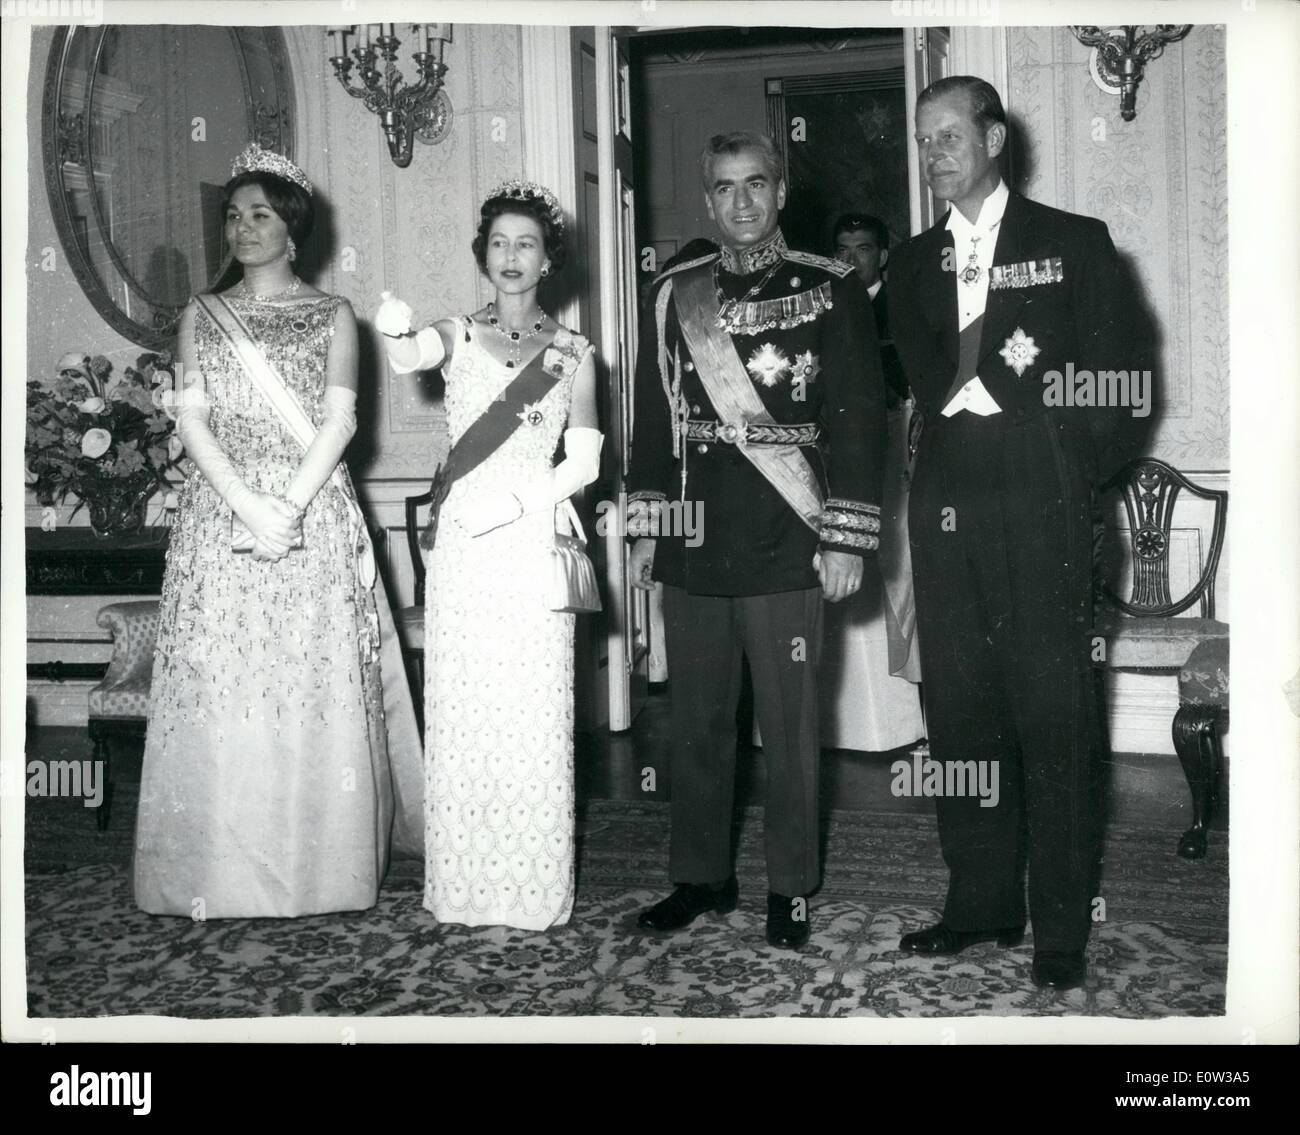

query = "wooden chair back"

[{"left": 1098, "top": 458, "right": 1227, "bottom": 619}]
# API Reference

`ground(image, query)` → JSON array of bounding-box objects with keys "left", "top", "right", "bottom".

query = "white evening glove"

[
  {"left": 174, "top": 387, "right": 298, "bottom": 551},
  {"left": 466, "top": 428, "right": 604, "bottom": 538},
  {"left": 516, "top": 427, "right": 604, "bottom": 513},
  {"left": 375, "top": 291, "right": 412, "bottom": 336},
  {"left": 283, "top": 384, "right": 358, "bottom": 511},
  {"left": 377, "top": 292, "right": 446, "bottom": 375}
]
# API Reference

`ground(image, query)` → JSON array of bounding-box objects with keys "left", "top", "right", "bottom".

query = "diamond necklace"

[
  {"left": 237, "top": 275, "right": 302, "bottom": 302},
  {"left": 487, "top": 301, "right": 547, "bottom": 368}
]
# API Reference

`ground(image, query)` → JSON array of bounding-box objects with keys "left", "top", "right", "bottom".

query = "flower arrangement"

[{"left": 26, "top": 352, "right": 186, "bottom": 536}]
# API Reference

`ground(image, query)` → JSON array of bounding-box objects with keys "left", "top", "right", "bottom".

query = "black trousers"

[
  {"left": 662, "top": 584, "right": 824, "bottom": 896},
  {"left": 908, "top": 410, "right": 1105, "bottom": 952}
]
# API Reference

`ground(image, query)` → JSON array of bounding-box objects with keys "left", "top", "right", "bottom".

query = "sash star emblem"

[
  {"left": 793, "top": 350, "right": 820, "bottom": 383},
  {"left": 518, "top": 401, "right": 546, "bottom": 426},
  {"left": 745, "top": 343, "right": 791, "bottom": 387},
  {"left": 999, "top": 327, "right": 1040, "bottom": 377}
]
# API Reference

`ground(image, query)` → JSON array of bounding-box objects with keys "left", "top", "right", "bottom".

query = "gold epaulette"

[
  {"left": 784, "top": 249, "right": 854, "bottom": 278},
  {"left": 652, "top": 250, "right": 720, "bottom": 285}
]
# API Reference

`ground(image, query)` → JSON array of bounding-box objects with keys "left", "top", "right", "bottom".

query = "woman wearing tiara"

[
  {"left": 377, "top": 181, "right": 601, "bottom": 930},
  {"left": 133, "top": 144, "right": 423, "bottom": 919}
]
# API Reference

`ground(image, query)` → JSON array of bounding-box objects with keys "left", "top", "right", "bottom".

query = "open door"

[
  {"left": 593, "top": 27, "right": 650, "bottom": 732},
  {"left": 903, "top": 25, "right": 951, "bottom": 235}
]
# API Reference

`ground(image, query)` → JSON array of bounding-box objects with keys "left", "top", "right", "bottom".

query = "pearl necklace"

[
  {"left": 487, "top": 302, "right": 546, "bottom": 368},
  {"left": 237, "top": 276, "right": 302, "bottom": 302}
]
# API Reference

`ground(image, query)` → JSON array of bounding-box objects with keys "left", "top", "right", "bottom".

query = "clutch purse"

[
  {"left": 231, "top": 513, "right": 304, "bottom": 553},
  {"left": 546, "top": 499, "right": 601, "bottom": 614}
]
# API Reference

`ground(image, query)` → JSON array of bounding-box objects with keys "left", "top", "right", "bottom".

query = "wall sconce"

[
  {"left": 1070, "top": 25, "right": 1193, "bottom": 122},
  {"left": 327, "top": 24, "right": 453, "bottom": 168}
]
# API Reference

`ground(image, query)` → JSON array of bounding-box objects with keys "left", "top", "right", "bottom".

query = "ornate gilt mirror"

[{"left": 43, "top": 26, "right": 295, "bottom": 349}]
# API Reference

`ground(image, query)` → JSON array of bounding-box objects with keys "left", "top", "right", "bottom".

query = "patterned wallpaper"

[
  {"left": 292, "top": 23, "right": 527, "bottom": 480},
  {"left": 1006, "top": 25, "right": 1229, "bottom": 471}
]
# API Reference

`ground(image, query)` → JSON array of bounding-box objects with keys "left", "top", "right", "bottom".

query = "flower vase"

[{"left": 86, "top": 478, "right": 155, "bottom": 539}]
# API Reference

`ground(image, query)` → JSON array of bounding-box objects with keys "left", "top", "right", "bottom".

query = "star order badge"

[
  {"left": 745, "top": 343, "right": 792, "bottom": 387},
  {"left": 999, "top": 327, "right": 1040, "bottom": 377},
  {"left": 793, "top": 350, "right": 820, "bottom": 384},
  {"left": 517, "top": 401, "right": 546, "bottom": 426}
]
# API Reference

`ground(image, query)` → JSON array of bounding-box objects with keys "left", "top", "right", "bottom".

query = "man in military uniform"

[{"left": 628, "top": 131, "right": 887, "bottom": 949}]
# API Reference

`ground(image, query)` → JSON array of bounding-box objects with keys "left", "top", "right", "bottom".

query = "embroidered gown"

[
  {"left": 133, "top": 293, "right": 424, "bottom": 919},
  {"left": 424, "top": 317, "right": 590, "bottom": 930}
]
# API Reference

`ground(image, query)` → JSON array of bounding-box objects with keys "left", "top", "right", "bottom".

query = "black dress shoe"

[
  {"left": 898, "top": 921, "right": 1025, "bottom": 955},
  {"left": 766, "top": 892, "right": 811, "bottom": 950},
  {"left": 636, "top": 877, "right": 738, "bottom": 932},
  {"left": 1032, "top": 950, "right": 1087, "bottom": 990}
]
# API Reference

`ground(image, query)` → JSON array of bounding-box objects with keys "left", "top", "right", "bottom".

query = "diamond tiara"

[
  {"left": 231, "top": 143, "right": 313, "bottom": 195},
  {"left": 485, "top": 179, "right": 564, "bottom": 232}
]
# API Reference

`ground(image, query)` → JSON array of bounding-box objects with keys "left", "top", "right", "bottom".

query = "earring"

[
  {"left": 286, "top": 236, "right": 297, "bottom": 262},
  {"left": 541, "top": 265, "right": 550, "bottom": 278}
]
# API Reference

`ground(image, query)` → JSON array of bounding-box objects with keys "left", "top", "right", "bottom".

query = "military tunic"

[{"left": 627, "top": 230, "right": 886, "bottom": 595}]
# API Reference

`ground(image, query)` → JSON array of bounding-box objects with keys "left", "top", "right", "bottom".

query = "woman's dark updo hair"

[
  {"left": 472, "top": 195, "right": 566, "bottom": 273},
  {"left": 222, "top": 170, "right": 315, "bottom": 245}
]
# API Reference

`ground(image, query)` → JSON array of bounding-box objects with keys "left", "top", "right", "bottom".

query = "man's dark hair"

[
  {"left": 832, "top": 213, "right": 890, "bottom": 251},
  {"left": 699, "top": 131, "right": 783, "bottom": 190},
  {"left": 917, "top": 75, "right": 1007, "bottom": 133}
]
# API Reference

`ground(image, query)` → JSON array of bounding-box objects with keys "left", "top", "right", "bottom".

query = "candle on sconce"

[{"left": 426, "top": 24, "right": 451, "bottom": 61}]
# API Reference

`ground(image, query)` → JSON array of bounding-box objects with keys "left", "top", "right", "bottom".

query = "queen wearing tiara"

[
  {"left": 133, "top": 144, "right": 423, "bottom": 918},
  {"left": 376, "top": 180, "right": 602, "bottom": 930}
]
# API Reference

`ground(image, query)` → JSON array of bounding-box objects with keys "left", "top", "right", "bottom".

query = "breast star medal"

[
  {"left": 793, "top": 350, "right": 820, "bottom": 384},
  {"left": 999, "top": 327, "right": 1040, "bottom": 376},
  {"left": 745, "top": 343, "right": 791, "bottom": 387},
  {"left": 518, "top": 401, "right": 546, "bottom": 426}
]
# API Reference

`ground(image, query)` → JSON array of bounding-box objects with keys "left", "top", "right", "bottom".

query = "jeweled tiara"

[
  {"left": 231, "top": 143, "right": 313, "bottom": 195},
  {"left": 486, "top": 179, "right": 565, "bottom": 232}
]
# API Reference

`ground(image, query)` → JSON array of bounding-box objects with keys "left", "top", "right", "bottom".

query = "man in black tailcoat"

[
  {"left": 833, "top": 212, "right": 909, "bottom": 408},
  {"left": 628, "top": 131, "right": 887, "bottom": 949},
  {"left": 888, "top": 76, "right": 1148, "bottom": 989}
]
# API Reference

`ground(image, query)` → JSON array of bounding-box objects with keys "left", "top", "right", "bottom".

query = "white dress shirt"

[
  {"left": 941, "top": 179, "right": 1010, "bottom": 417},
  {"left": 867, "top": 279, "right": 883, "bottom": 301}
]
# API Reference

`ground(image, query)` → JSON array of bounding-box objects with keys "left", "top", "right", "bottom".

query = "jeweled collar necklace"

[{"left": 719, "top": 229, "right": 787, "bottom": 275}]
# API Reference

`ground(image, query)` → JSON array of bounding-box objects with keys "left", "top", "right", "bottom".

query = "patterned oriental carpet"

[{"left": 25, "top": 791, "right": 1228, "bottom": 1019}]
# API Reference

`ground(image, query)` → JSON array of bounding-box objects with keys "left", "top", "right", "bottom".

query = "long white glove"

[
  {"left": 174, "top": 385, "right": 299, "bottom": 552},
  {"left": 376, "top": 291, "right": 445, "bottom": 375},
  {"left": 283, "top": 384, "right": 358, "bottom": 511},
  {"left": 467, "top": 428, "right": 604, "bottom": 537}
]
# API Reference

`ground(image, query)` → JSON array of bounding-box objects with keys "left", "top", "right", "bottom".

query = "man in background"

[{"left": 834, "top": 213, "right": 909, "bottom": 409}]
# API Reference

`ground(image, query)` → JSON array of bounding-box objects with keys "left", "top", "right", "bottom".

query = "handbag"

[{"left": 546, "top": 499, "right": 601, "bottom": 614}]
